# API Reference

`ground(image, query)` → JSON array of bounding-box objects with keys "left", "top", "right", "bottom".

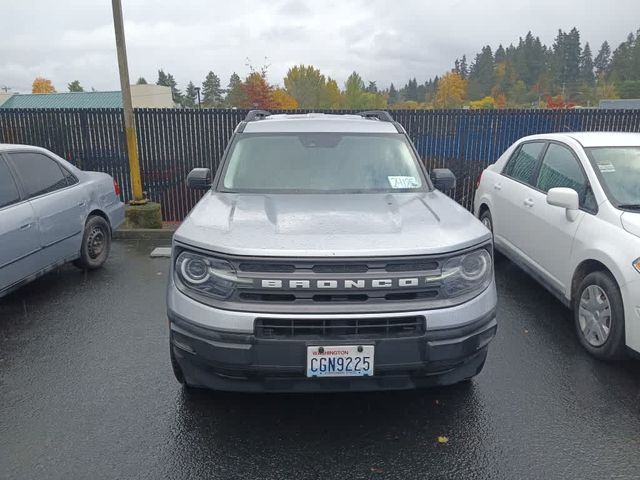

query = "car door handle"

[
  {"left": 523, "top": 198, "right": 534, "bottom": 207},
  {"left": 494, "top": 183, "right": 502, "bottom": 191},
  {"left": 20, "top": 223, "right": 32, "bottom": 230}
]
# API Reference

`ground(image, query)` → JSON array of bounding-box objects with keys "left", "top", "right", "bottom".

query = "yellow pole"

[{"left": 112, "top": 0, "right": 145, "bottom": 203}]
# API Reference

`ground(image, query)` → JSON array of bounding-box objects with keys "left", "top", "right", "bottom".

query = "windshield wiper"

[{"left": 618, "top": 204, "right": 640, "bottom": 210}]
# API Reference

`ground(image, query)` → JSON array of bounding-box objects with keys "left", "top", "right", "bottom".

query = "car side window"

[
  {"left": 0, "top": 158, "right": 21, "bottom": 209},
  {"left": 7, "top": 152, "right": 69, "bottom": 198},
  {"left": 61, "top": 166, "right": 79, "bottom": 186},
  {"left": 502, "top": 142, "right": 545, "bottom": 185},
  {"left": 536, "top": 143, "right": 588, "bottom": 203}
]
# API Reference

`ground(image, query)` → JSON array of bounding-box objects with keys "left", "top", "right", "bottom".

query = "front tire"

[
  {"left": 74, "top": 215, "right": 112, "bottom": 270},
  {"left": 574, "top": 271, "right": 626, "bottom": 360},
  {"left": 479, "top": 208, "right": 493, "bottom": 233}
]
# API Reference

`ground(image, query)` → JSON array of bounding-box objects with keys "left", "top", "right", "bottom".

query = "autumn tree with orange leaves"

[
  {"left": 434, "top": 72, "right": 466, "bottom": 108},
  {"left": 243, "top": 71, "right": 275, "bottom": 109},
  {"left": 545, "top": 95, "right": 576, "bottom": 109},
  {"left": 32, "top": 77, "right": 56, "bottom": 93},
  {"left": 271, "top": 89, "right": 299, "bottom": 109}
]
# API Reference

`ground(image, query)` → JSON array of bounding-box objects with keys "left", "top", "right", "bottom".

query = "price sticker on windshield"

[
  {"left": 596, "top": 162, "right": 616, "bottom": 173},
  {"left": 388, "top": 176, "right": 419, "bottom": 188}
]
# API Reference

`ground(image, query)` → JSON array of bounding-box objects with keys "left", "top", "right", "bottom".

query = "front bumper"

[{"left": 168, "top": 281, "right": 498, "bottom": 392}]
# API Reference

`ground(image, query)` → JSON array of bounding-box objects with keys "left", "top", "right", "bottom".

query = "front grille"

[{"left": 255, "top": 316, "right": 425, "bottom": 339}]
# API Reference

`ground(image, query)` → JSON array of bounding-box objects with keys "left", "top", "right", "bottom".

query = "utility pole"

[{"left": 112, "top": 0, "right": 145, "bottom": 203}]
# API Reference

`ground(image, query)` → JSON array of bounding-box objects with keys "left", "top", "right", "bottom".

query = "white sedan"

[{"left": 474, "top": 132, "right": 640, "bottom": 359}]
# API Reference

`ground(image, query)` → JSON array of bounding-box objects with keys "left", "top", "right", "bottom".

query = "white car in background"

[{"left": 474, "top": 132, "right": 640, "bottom": 359}]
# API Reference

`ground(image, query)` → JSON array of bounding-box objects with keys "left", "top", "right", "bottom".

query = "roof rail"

[
  {"left": 245, "top": 110, "right": 272, "bottom": 122},
  {"left": 358, "top": 110, "right": 395, "bottom": 122}
]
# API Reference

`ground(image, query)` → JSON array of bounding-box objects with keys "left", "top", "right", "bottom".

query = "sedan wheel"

[
  {"left": 574, "top": 271, "right": 626, "bottom": 360},
  {"left": 479, "top": 209, "right": 493, "bottom": 233},
  {"left": 578, "top": 285, "right": 611, "bottom": 347},
  {"left": 73, "top": 215, "right": 111, "bottom": 270}
]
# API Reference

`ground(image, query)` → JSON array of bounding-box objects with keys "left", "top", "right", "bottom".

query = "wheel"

[
  {"left": 479, "top": 208, "right": 493, "bottom": 233},
  {"left": 574, "top": 271, "right": 626, "bottom": 360},
  {"left": 73, "top": 215, "right": 111, "bottom": 270}
]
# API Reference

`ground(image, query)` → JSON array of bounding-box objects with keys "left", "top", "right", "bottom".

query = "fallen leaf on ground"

[
  {"left": 437, "top": 436, "right": 449, "bottom": 444},
  {"left": 370, "top": 467, "right": 384, "bottom": 473}
]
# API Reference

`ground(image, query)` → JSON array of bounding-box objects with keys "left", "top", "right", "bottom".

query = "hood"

[
  {"left": 174, "top": 191, "right": 491, "bottom": 257},
  {"left": 621, "top": 211, "right": 640, "bottom": 239}
]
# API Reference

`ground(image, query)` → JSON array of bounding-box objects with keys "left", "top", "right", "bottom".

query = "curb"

[{"left": 114, "top": 226, "right": 177, "bottom": 240}]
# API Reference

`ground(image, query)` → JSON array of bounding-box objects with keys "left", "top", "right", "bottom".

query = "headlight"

[
  {"left": 175, "top": 251, "right": 243, "bottom": 298},
  {"left": 441, "top": 248, "right": 493, "bottom": 297}
]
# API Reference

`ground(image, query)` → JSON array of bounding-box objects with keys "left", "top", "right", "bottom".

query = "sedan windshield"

[
  {"left": 220, "top": 133, "right": 426, "bottom": 193},
  {"left": 587, "top": 147, "right": 640, "bottom": 208}
]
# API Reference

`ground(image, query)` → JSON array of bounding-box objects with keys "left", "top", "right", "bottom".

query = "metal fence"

[{"left": 1, "top": 108, "right": 639, "bottom": 221}]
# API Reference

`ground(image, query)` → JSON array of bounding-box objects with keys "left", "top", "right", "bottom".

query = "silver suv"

[{"left": 167, "top": 111, "right": 497, "bottom": 392}]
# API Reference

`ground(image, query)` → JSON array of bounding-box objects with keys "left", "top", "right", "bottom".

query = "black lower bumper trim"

[{"left": 168, "top": 309, "right": 497, "bottom": 392}]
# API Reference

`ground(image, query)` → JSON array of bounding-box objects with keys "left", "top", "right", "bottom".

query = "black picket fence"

[{"left": 1, "top": 108, "right": 639, "bottom": 221}]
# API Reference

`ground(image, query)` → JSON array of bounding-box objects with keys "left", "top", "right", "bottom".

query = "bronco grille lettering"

[{"left": 259, "top": 277, "right": 427, "bottom": 289}]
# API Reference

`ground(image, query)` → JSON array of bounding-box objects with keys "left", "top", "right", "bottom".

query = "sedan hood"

[
  {"left": 621, "top": 211, "right": 640, "bottom": 239},
  {"left": 174, "top": 191, "right": 491, "bottom": 257}
]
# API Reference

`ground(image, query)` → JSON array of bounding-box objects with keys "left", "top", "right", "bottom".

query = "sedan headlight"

[
  {"left": 441, "top": 248, "right": 493, "bottom": 297},
  {"left": 175, "top": 251, "right": 246, "bottom": 298}
]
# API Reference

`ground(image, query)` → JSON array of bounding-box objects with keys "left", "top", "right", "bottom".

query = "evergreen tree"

[
  {"left": 494, "top": 45, "right": 506, "bottom": 64},
  {"left": 388, "top": 83, "right": 399, "bottom": 105},
  {"left": 417, "top": 82, "right": 427, "bottom": 102},
  {"left": 467, "top": 46, "right": 495, "bottom": 99},
  {"left": 608, "top": 31, "right": 640, "bottom": 81},
  {"left": 594, "top": 41, "right": 611, "bottom": 76},
  {"left": 459, "top": 55, "right": 469, "bottom": 79},
  {"left": 67, "top": 80, "right": 84, "bottom": 92},
  {"left": 551, "top": 28, "right": 581, "bottom": 98},
  {"left": 136, "top": 77, "right": 148, "bottom": 85},
  {"left": 184, "top": 81, "right": 198, "bottom": 108},
  {"left": 400, "top": 78, "right": 419, "bottom": 102},
  {"left": 579, "top": 42, "right": 595, "bottom": 86},
  {"left": 156, "top": 69, "right": 182, "bottom": 104},
  {"left": 225, "top": 72, "right": 245, "bottom": 107},
  {"left": 201, "top": 71, "right": 223, "bottom": 108},
  {"left": 424, "top": 78, "right": 437, "bottom": 102},
  {"left": 366, "top": 81, "right": 378, "bottom": 93}
]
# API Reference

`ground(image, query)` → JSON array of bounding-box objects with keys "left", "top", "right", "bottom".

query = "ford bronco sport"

[{"left": 167, "top": 111, "right": 497, "bottom": 392}]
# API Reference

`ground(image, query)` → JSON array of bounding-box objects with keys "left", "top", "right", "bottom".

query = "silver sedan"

[{"left": 0, "top": 144, "right": 125, "bottom": 297}]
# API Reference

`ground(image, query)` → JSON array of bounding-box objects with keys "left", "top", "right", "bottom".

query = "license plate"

[{"left": 306, "top": 345, "right": 374, "bottom": 378}]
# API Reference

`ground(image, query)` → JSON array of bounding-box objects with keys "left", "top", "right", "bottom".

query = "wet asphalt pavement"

[{"left": 1, "top": 239, "right": 639, "bottom": 480}]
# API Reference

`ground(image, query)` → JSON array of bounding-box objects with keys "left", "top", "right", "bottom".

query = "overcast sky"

[{"left": 2, "top": 0, "right": 639, "bottom": 94}]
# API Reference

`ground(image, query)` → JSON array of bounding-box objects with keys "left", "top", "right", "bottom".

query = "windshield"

[
  {"left": 587, "top": 147, "right": 640, "bottom": 208},
  {"left": 220, "top": 133, "right": 427, "bottom": 193}
]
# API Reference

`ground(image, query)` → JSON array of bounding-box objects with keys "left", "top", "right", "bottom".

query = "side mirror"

[
  {"left": 430, "top": 168, "right": 456, "bottom": 192},
  {"left": 187, "top": 168, "right": 212, "bottom": 190},
  {"left": 547, "top": 187, "right": 579, "bottom": 221}
]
